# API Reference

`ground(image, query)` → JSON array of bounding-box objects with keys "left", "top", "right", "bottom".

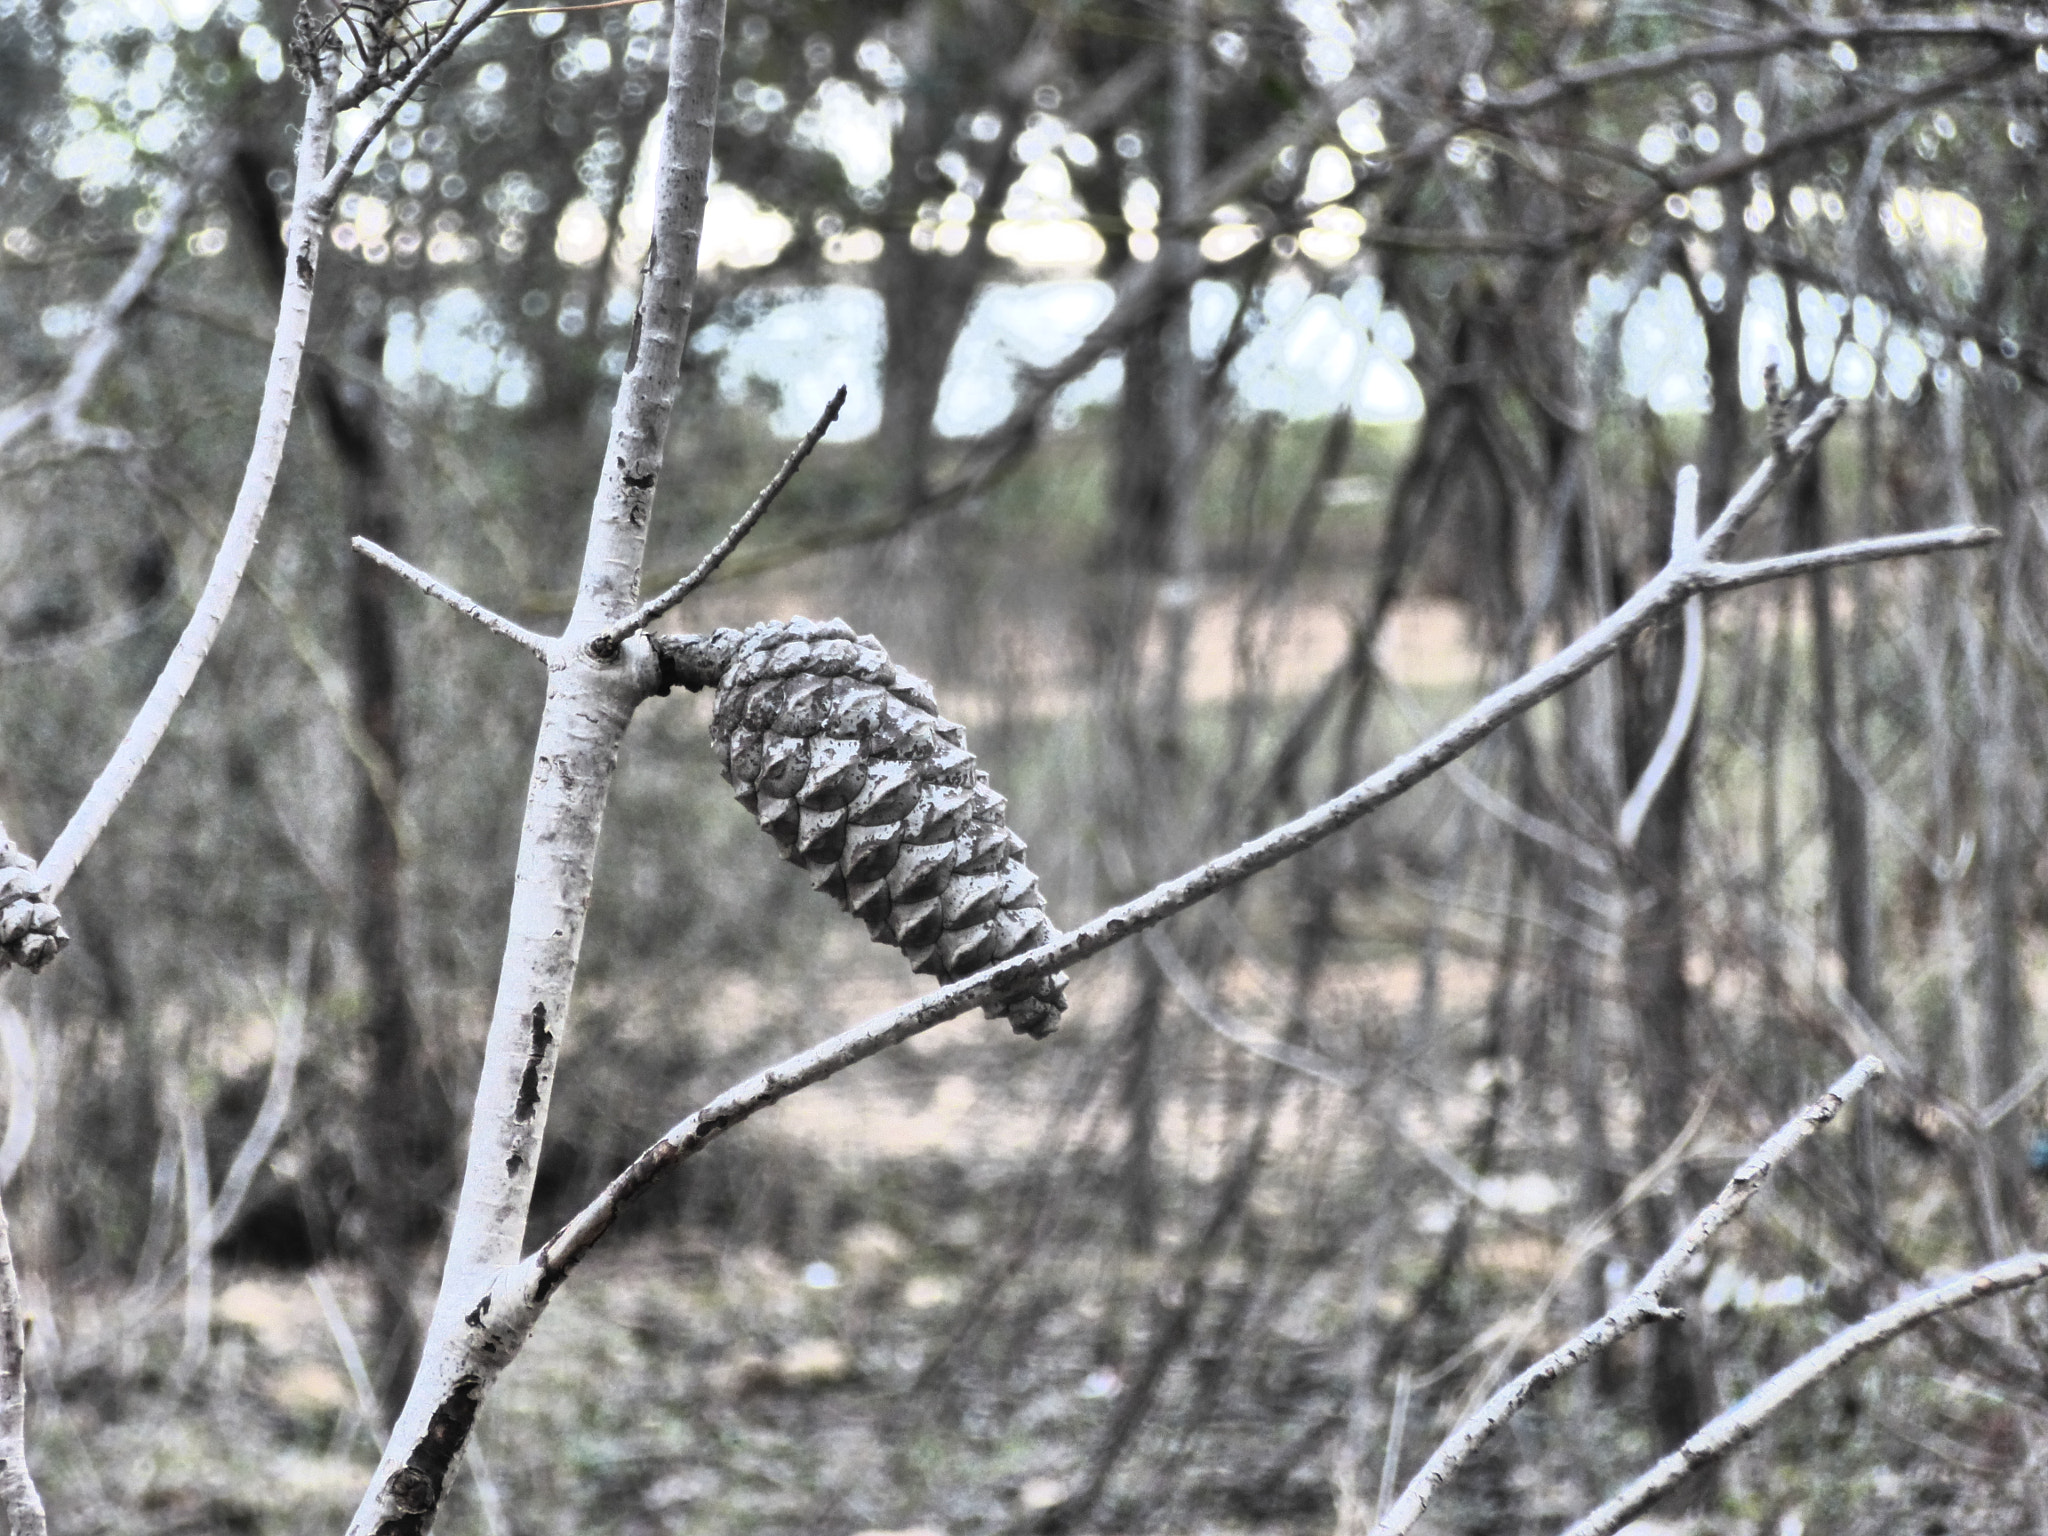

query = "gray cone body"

[{"left": 697, "top": 617, "right": 1067, "bottom": 1038}]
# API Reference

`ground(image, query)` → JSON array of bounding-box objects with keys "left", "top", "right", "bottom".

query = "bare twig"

[
  {"left": 1698, "top": 525, "right": 2002, "bottom": 592},
  {"left": 1373, "top": 1370, "right": 1414, "bottom": 1531},
  {"left": 1142, "top": 931, "right": 1509, "bottom": 1210},
  {"left": 35, "top": 70, "right": 341, "bottom": 900},
  {"left": 351, "top": 538, "right": 555, "bottom": 660},
  {"left": 204, "top": 935, "right": 311, "bottom": 1241},
  {"left": 1143, "top": 931, "right": 1363, "bottom": 1090},
  {"left": 172, "top": 1071, "right": 213, "bottom": 1384},
  {"left": 308, "top": 1270, "right": 386, "bottom": 1444},
  {"left": 587, "top": 383, "right": 846, "bottom": 657},
  {"left": 0, "top": 1185, "right": 45, "bottom": 1536},
  {"left": 1372, "top": 1057, "right": 1884, "bottom": 1536},
  {"left": 1384, "top": 687, "right": 1610, "bottom": 876},
  {"left": 1559, "top": 1252, "right": 2048, "bottom": 1536},
  {"left": 327, "top": 0, "right": 511, "bottom": 132}
]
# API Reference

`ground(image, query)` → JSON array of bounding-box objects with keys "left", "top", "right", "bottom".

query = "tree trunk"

[
  {"left": 333, "top": 339, "right": 449, "bottom": 1418},
  {"left": 231, "top": 147, "right": 449, "bottom": 1409},
  {"left": 1619, "top": 228, "right": 1747, "bottom": 1477}
]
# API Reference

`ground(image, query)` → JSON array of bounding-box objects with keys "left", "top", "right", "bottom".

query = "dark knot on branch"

[{"left": 649, "top": 629, "right": 745, "bottom": 693}]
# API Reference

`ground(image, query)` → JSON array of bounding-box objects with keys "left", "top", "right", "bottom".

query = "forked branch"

[
  {"left": 409, "top": 404, "right": 1993, "bottom": 1432},
  {"left": 1372, "top": 1057, "right": 1884, "bottom": 1536},
  {"left": 588, "top": 383, "right": 847, "bottom": 657},
  {"left": 344, "top": 0, "right": 731, "bottom": 1527},
  {"left": 1559, "top": 1252, "right": 2048, "bottom": 1536}
]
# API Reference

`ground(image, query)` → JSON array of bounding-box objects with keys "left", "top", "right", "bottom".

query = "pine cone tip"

[{"left": 0, "top": 834, "right": 67, "bottom": 974}]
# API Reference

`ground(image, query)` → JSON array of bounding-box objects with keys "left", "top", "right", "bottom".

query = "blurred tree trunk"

[
  {"left": 1973, "top": 398, "right": 2033, "bottom": 1225},
  {"left": 1110, "top": 0, "right": 1206, "bottom": 1251},
  {"left": 1791, "top": 441, "right": 1882, "bottom": 1031},
  {"left": 332, "top": 343, "right": 449, "bottom": 1416},
  {"left": 1618, "top": 232, "right": 1747, "bottom": 1476},
  {"left": 871, "top": 4, "right": 1027, "bottom": 511},
  {"left": 1789, "top": 427, "right": 1885, "bottom": 1237},
  {"left": 875, "top": 233, "right": 980, "bottom": 508},
  {"left": 230, "top": 149, "right": 448, "bottom": 1414}
]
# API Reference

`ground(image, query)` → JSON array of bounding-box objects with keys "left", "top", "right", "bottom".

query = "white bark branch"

[
  {"left": 1558, "top": 1252, "right": 2048, "bottom": 1536},
  {"left": 0, "top": 1184, "right": 44, "bottom": 1536},
  {"left": 35, "top": 72, "right": 340, "bottom": 900},
  {"left": 1371, "top": 1056, "right": 1885, "bottom": 1536},
  {"left": 347, "top": 1, "right": 728, "bottom": 1528},
  {"left": 0, "top": 1003, "right": 37, "bottom": 1190},
  {"left": 350, "top": 538, "right": 554, "bottom": 660}
]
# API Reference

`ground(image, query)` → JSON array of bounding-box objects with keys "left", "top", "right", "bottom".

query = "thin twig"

[
  {"left": 351, "top": 538, "right": 555, "bottom": 660},
  {"left": 1143, "top": 931, "right": 1364, "bottom": 1090},
  {"left": 35, "top": 71, "right": 341, "bottom": 899},
  {"left": 1698, "top": 525, "right": 2002, "bottom": 591},
  {"left": 1373, "top": 1370, "right": 1414, "bottom": 1531},
  {"left": 1384, "top": 684, "right": 1611, "bottom": 876},
  {"left": 1142, "top": 931, "right": 1505, "bottom": 1209},
  {"left": 1558, "top": 1252, "right": 2048, "bottom": 1536},
  {"left": 173, "top": 1071, "right": 213, "bottom": 1384},
  {"left": 328, "top": 0, "right": 511, "bottom": 127},
  {"left": 587, "top": 384, "right": 846, "bottom": 657},
  {"left": 1371, "top": 1056, "right": 1884, "bottom": 1536},
  {"left": 308, "top": 1270, "right": 386, "bottom": 1445},
  {"left": 0, "top": 1184, "right": 45, "bottom": 1536},
  {"left": 203, "top": 935, "right": 311, "bottom": 1241}
]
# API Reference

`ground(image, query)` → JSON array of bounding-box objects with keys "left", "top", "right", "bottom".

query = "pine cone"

[
  {"left": 0, "top": 826, "right": 66, "bottom": 974},
  {"left": 655, "top": 618, "right": 1067, "bottom": 1038}
]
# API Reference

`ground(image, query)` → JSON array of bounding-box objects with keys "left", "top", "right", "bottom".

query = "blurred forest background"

[{"left": 3, "top": 0, "right": 2048, "bottom": 1531}]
